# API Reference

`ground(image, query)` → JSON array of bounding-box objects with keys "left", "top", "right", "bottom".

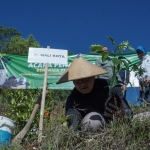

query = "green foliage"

[
  {"left": 0, "top": 25, "right": 21, "bottom": 52},
  {"left": 107, "top": 36, "right": 115, "bottom": 45},
  {"left": 116, "top": 40, "right": 135, "bottom": 54},
  {"left": 51, "top": 90, "right": 71, "bottom": 102},
  {"left": 1, "top": 89, "right": 37, "bottom": 135},
  {"left": 0, "top": 88, "right": 69, "bottom": 141},
  {"left": 101, "top": 51, "right": 109, "bottom": 62},
  {"left": 90, "top": 36, "right": 145, "bottom": 88},
  {"left": 0, "top": 89, "right": 53, "bottom": 137},
  {"left": 132, "top": 63, "right": 146, "bottom": 77},
  {"left": 68, "top": 51, "right": 74, "bottom": 55},
  {"left": 89, "top": 44, "right": 104, "bottom": 53},
  {"left": 3, "top": 34, "right": 41, "bottom": 55},
  {"left": 59, "top": 114, "right": 73, "bottom": 127},
  {"left": 0, "top": 25, "right": 41, "bottom": 55}
]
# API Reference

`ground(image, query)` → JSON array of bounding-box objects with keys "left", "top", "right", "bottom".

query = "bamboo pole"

[{"left": 38, "top": 46, "right": 49, "bottom": 143}]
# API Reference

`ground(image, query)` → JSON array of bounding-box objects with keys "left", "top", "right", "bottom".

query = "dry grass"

[{"left": 1, "top": 102, "right": 150, "bottom": 150}]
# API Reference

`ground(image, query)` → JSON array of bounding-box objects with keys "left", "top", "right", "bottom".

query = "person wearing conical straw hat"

[{"left": 57, "top": 56, "right": 132, "bottom": 132}]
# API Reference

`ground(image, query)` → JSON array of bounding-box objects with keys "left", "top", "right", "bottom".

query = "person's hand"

[
  {"left": 104, "top": 103, "right": 125, "bottom": 120},
  {"left": 120, "top": 84, "right": 126, "bottom": 95}
]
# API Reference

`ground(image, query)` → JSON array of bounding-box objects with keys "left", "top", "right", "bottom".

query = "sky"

[
  {"left": 0, "top": 0, "right": 150, "bottom": 54},
  {"left": 1, "top": 0, "right": 150, "bottom": 104}
]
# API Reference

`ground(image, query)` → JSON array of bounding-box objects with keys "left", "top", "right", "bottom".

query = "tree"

[
  {"left": 3, "top": 34, "right": 41, "bottom": 55},
  {"left": 0, "top": 25, "right": 21, "bottom": 52},
  {"left": 0, "top": 26, "right": 41, "bottom": 87},
  {"left": 68, "top": 51, "right": 74, "bottom": 55},
  {"left": 0, "top": 25, "right": 41, "bottom": 55}
]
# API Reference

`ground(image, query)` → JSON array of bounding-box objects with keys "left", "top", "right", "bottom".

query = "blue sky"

[
  {"left": 0, "top": 0, "right": 150, "bottom": 54},
  {"left": 1, "top": 0, "right": 150, "bottom": 104}
]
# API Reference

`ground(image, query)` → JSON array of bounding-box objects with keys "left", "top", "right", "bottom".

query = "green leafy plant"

[
  {"left": 1, "top": 89, "right": 53, "bottom": 138},
  {"left": 90, "top": 36, "right": 145, "bottom": 88},
  {"left": 0, "top": 25, "right": 21, "bottom": 52},
  {"left": 59, "top": 114, "right": 73, "bottom": 127},
  {"left": 3, "top": 34, "right": 41, "bottom": 55}
]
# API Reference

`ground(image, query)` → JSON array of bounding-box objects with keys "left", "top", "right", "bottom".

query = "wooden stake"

[
  {"left": 12, "top": 104, "right": 40, "bottom": 144},
  {"left": 38, "top": 46, "right": 49, "bottom": 143}
]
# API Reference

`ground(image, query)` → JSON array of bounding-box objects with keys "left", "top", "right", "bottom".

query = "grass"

[
  {"left": 1, "top": 102, "right": 150, "bottom": 150},
  {"left": 1, "top": 96, "right": 150, "bottom": 149}
]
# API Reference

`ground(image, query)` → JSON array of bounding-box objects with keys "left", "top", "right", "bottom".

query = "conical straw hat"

[{"left": 57, "top": 56, "right": 108, "bottom": 84}]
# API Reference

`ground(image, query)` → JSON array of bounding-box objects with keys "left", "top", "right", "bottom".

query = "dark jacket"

[{"left": 66, "top": 78, "right": 132, "bottom": 120}]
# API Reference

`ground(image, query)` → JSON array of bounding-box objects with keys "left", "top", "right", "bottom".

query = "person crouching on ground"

[{"left": 56, "top": 56, "right": 132, "bottom": 132}]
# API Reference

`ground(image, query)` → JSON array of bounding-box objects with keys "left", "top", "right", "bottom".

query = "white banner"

[
  {"left": 128, "top": 71, "right": 139, "bottom": 87},
  {"left": 28, "top": 47, "right": 68, "bottom": 64}
]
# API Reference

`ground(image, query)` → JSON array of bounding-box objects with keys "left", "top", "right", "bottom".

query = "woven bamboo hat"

[{"left": 56, "top": 56, "right": 108, "bottom": 84}]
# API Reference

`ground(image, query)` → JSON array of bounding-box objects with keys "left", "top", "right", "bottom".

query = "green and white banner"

[{"left": 0, "top": 53, "right": 143, "bottom": 89}]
